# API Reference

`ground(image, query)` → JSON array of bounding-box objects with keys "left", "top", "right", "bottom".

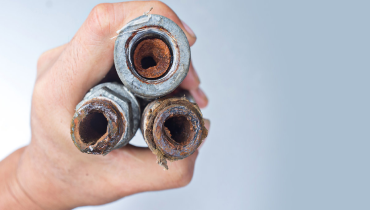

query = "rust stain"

[
  {"left": 125, "top": 25, "right": 180, "bottom": 84},
  {"left": 133, "top": 38, "right": 171, "bottom": 79}
]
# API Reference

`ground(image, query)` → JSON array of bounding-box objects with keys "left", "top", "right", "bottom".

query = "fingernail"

[
  {"left": 181, "top": 20, "right": 196, "bottom": 38},
  {"left": 196, "top": 88, "right": 208, "bottom": 103},
  {"left": 204, "top": 119, "right": 211, "bottom": 130},
  {"left": 193, "top": 66, "right": 200, "bottom": 84},
  {"left": 189, "top": 88, "right": 209, "bottom": 108}
]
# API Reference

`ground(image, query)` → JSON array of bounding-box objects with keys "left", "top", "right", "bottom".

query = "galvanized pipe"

[
  {"left": 71, "top": 83, "right": 140, "bottom": 155},
  {"left": 141, "top": 92, "right": 208, "bottom": 169},
  {"left": 114, "top": 14, "right": 190, "bottom": 99}
]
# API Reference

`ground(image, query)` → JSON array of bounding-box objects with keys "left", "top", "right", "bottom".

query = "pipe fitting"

[
  {"left": 114, "top": 14, "right": 190, "bottom": 99},
  {"left": 71, "top": 83, "right": 140, "bottom": 155},
  {"left": 141, "top": 93, "right": 208, "bottom": 169}
]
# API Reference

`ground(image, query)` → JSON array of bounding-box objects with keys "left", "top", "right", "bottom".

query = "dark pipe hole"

[
  {"left": 163, "top": 116, "right": 192, "bottom": 144},
  {"left": 141, "top": 56, "right": 157, "bottom": 69},
  {"left": 79, "top": 112, "right": 108, "bottom": 144}
]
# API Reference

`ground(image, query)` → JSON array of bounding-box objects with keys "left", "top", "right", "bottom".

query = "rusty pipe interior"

[
  {"left": 71, "top": 98, "right": 126, "bottom": 155},
  {"left": 162, "top": 115, "right": 194, "bottom": 145},
  {"left": 78, "top": 111, "right": 108, "bottom": 145},
  {"left": 131, "top": 33, "right": 173, "bottom": 80}
]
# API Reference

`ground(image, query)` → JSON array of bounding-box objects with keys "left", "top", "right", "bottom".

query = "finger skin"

[
  {"left": 190, "top": 87, "right": 209, "bottom": 108},
  {"left": 110, "top": 145, "right": 198, "bottom": 194},
  {"left": 180, "top": 61, "right": 200, "bottom": 90},
  {"left": 179, "top": 61, "right": 209, "bottom": 108},
  {"left": 11, "top": 2, "right": 206, "bottom": 209},
  {"left": 0, "top": 147, "right": 43, "bottom": 210},
  {"left": 36, "top": 44, "right": 67, "bottom": 78},
  {"left": 180, "top": 19, "right": 197, "bottom": 45}
]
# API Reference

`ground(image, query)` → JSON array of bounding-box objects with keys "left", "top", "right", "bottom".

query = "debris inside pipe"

[{"left": 140, "top": 95, "right": 208, "bottom": 170}]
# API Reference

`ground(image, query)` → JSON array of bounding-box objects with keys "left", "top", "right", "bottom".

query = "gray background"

[{"left": 0, "top": 0, "right": 369, "bottom": 209}]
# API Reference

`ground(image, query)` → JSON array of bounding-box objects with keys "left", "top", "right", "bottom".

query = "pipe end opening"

[
  {"left": 163, "top": 115, "right": 194, "bottom": 145},
  {"left": 79, "top": 111, "right": 108, "bottom": 145}
]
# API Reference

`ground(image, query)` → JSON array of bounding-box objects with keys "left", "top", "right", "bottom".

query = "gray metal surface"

[{"left": 114, "top": 14, "right": 190, "bottom": 99}]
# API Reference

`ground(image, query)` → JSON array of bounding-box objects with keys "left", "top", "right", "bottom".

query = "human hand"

[{"left": 0, "top": 1, "right": 209, "bottom": 209}]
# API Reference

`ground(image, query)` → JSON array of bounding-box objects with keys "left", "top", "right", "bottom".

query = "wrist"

[
  {"left": 0, "top": 147, "right": 43, "bottom": 210},
  {"left": 16, "top": 143, "right": 76, "bottom": 210}
]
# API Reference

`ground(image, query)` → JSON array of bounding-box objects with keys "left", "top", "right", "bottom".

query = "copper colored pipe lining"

[{"left": 133, "top": 38, "right": 171, "bottom": 79}]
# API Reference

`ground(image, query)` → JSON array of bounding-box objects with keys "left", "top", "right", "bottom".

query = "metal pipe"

[
  {"left": 71, "top": 83, "right": 140, "bottom": 155},
  {"left": 140, "top": 91, "right": 208, "bottom": 169},
  {"left": 114, "top": 14, "right": 190, "bottom": 99}
]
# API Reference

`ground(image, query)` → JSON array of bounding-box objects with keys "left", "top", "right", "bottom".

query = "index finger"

[{"left": 36, "top": 1, "right": 196, "bottom": 114}]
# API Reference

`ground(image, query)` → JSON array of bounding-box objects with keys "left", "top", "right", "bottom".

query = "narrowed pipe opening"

[
  {"left": 163, "top": 116, "right": 193, "bottom": 144},
  {"left": 141, "top": 56, "right": 157, "bottom": 69},
  {"left": 133, "top": 38, "right": 171, "bottom": 79},
  {"left": 79, "top": 111, "right": 108, "bottom": 144}
]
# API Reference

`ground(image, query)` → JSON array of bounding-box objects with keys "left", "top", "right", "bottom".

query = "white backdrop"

[{"left": 0, "top": 0, "right": 369, "bottom": 210}]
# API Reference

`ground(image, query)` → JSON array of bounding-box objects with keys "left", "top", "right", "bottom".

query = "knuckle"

[
  {"left": 36, "top": 44, "right": 67, "bottom": 77},
  {"left": 37, "top": 50, "right": 51, "bottom": 73},
  {"left": 32, "top": 79, "right": 49, "bottom": 107},
  {"left": 88, "top": 3, "right": 115, "bottom": 37},
  {"left": 152, "top": 1, "right": 170, "bottom": 9},
  {"left": 152, "top": 1, "right": 177, "bottom": 19}
]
